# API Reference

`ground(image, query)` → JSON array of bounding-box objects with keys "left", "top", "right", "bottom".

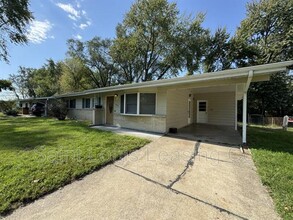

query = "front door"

[
  {"left": 197, "top": 100, "right": 208, "bottom": 123},
  {"left": 106, "top": 96, "right": 114, "bottom": 125}
]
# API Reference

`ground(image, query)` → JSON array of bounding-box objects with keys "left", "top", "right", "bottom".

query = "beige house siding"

[
  {"left": 66, "top": 96, "right": 95, "bottom": 123},
  {"left": 67, "top": 109, "right": 93, "bottom": 122},
  {"left": 166, "top": 89, "right": 190, "bottom": 130},
  {"left": 193, "top": 92, "right": 235, "bottom": 126},
  {"left": 113, "top": 114, "right": 166, "bottom": 133},
  {"left": 109, "top": 89, "right": 167, "bottom": 133}
]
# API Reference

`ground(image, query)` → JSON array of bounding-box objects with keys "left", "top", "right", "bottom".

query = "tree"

[
  {"left": 67, "top": 37, "right": 117, "bottom": 88},
  {"left": 31, "top": 59, "right": 62, "bottom": 97},
  {"left": 236, "top": 0, "right": 293, "bottom": 64},
  {"left": 9, "top": 59, "right": 62, "bottom": 99},
  {"left": 111, "top": 0, "right": 185, "bottom": 82},
  {"left": 203, "top": 28, "right": 232, "bottom": 72},
  {"left": 59, "top": 58, "right": 95, "bottom": 93},
  {"left": 9, "top": 67, "right": 35, "bottom": 99},
  {"left": 0, "top": 79, "right": 13, "bottom": 91},
  {"left": 248, "top": 72, "right": 293, "bottom": 116},
  {"left": 176, "top": 14, "right": 208, "bottom": 75},
  {"left": 0, "top": 0, "right": 33, "bottom": 62},
  {"left": 235, "top": 0, "right": 293, "bottom": 116}
]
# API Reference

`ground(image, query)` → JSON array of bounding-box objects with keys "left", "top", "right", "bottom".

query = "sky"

[{"left": 0, "top": 0, "right": 250, "bottom": 99}]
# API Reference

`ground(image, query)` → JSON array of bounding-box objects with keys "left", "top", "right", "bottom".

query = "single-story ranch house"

[{"left": 19, "top": 61, "right": 293, "bottom": 144}]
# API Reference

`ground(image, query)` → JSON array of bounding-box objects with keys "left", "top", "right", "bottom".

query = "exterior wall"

[
  {"left": 113, "top": 114, "right": 166, "bottom": 133},
  {"left": 63, "top": 89, "right": 235, "bottom": 131},
  {"left": 110, "top": 88, "right": 167, "bottom": 133},
  {"left": 66, "top": 96, "right": 96, "bottom": 124},
  {"left": 67, "top": 109, "right": 93, "bottom": 122},
  {"left": 193, "top": 92, "right": 235, "bottom": 126},
  {"left": 166, "top": 89, "right": 190, "bottom": 130}
]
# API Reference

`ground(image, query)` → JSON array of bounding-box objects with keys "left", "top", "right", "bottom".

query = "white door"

[{"left": 197, "top": 100, "right": 208, "bottom": 123}]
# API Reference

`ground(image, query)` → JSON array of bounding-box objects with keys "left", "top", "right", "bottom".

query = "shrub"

[
  {"left": 48, "top": 99, "right": 68, "bottom": 120},
  {"left": 0, "top": 100, "right": 16, "bottom": 112},
  {"left": 4, "top": 109, "right": 18, "bottom": 116}
]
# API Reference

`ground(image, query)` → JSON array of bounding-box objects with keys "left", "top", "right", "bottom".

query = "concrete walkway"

[
  {"left": 5, "top": 136, "right": 279, "bottom": 220},
  {"left": 91, "top": 125, "right": 163, "bottom": 141}
]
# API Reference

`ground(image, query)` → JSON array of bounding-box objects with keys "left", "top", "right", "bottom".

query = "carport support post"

[
  {"left": 45, "top": 99, "right": 48, "bottom": 117},
  {"left": 242, "top": 92, "right": 247, "bottom": 145}
]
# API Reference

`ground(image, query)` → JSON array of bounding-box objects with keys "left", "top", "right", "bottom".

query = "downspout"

[{"left": 242, "top": 70, "right": 254, "bottom": 145}]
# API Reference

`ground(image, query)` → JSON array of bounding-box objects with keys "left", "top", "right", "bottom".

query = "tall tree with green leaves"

[
  {"left": 9, "top": 66, "right": 35, "bottom": 99},
  {"left": 59, "top": 58, "right": 95, "bottom": 93},
  {"left": 0, "top": 0, "right": 33, "bottom": 62},
  {"left": 111, "top": 0, "right": 185, "bottom": 82},
  {"left": 67, "top": 37, "right": 117, "bottom": 88},
  {"left": 176, "top": 14, "right": 208, "bottom": 75},
  {"left": 9, "top": 59, "right": 62, "bottom": 98},
  {"left": 237, "top": 0, "right": 293, "bottom": 64},
  {"left": 31, "top": 59, "right": 62, "bottom": 97},
  {"left": 235, "top": 0, "right": 293, "bottom": 116}
]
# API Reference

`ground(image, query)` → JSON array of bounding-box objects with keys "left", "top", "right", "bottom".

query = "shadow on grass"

[{"left": 248, "top": 126, "right": 293, "bottom": 154}]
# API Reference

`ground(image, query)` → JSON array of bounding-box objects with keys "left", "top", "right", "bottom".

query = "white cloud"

[
  {"left": 27, "top": 20, "right": 53, "bottom": 44},
  {"left": 56, "top": 1, "right": 92, "bottom": 30},
  {"left": 79, "top": 23, "right": 88, "bottom": 30},
  {"left": 56, "top": 3, "right": 80, "bottom": 20},
  {"left": 74, "top": 34, "right": 82, "bottom": 40},
  {"left": 68, "top": 14, "right": 77, "bottom": 21}
]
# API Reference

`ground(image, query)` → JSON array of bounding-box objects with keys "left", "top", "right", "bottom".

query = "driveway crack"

[{"left": 167, "top": 141, "right": 201, "bottom": 189}]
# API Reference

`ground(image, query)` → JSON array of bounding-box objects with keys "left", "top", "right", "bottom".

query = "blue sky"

[{"left": 0, "top": 0, "right": 250, "bottom": 99}]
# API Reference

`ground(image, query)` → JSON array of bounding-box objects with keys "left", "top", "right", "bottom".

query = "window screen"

[
  {"left": 140, "top": 93, "right": 156, "bottom": 114},
  {"left": 198, "top": 102, "right": 206, "bottom": 112},
  {"left": 120, "top": 95, "right": 124, "bottom": 113},
  {"left": 126, "top": 93, "right": 137, "bottom": 114}
]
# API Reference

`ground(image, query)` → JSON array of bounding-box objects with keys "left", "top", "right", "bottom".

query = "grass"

[
  {"left": 0, "top": 115, "right": 149, "bottom": 215},
  {"left": 248, "top": 126, "right": 293, "bottom": 220}
]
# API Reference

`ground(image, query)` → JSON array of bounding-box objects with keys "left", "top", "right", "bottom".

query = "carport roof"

[{"left": 27, "top": 60, "right": 293, "bottom": 99}]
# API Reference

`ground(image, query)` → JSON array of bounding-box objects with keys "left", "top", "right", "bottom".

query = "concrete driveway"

[{"left": 5, "top": 136, "right": 279, "bottom": 220}]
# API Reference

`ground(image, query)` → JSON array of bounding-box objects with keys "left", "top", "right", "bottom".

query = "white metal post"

[
  {"left": 242, "top": 92, "right": 247, "bottom": 144},
  {"left": 235, "top": 85, "right": 238, "bottom": 131}
]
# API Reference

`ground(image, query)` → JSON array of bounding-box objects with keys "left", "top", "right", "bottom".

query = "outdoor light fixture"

[{"left": 114, "top": 94, "right": 118, "bottom": 98}]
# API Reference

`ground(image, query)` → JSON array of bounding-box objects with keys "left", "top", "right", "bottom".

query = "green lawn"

[
  {"left": 0, "top": 115, "right": 149, "bottom": 215},
  {"left": 248, "top": 126, "right": 293, "bottom": 220}
]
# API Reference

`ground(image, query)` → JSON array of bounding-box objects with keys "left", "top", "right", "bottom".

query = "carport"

[
  {"left": 169, "top": 124, "right": 242, "bottom": 145},
  {"left": 165, "top": 61, "right": 293, "bottom": 145}
]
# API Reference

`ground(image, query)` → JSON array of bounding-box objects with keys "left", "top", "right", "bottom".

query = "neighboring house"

[{"left": 19, "top": 61, "right": 293, "bottom": 144}]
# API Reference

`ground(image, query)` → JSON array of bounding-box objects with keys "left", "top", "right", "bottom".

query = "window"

[
  {"left": 82, "top": 98, "right": 91, "bottom": 108},
  {"left": 126, "top": 93, "right": 137, "bottom": 114},
  {"left": 140, "top": 93, "right": 156, "bottom": 114},
  {"left": 69, "top": 99, "right": 76, "bottom": 108},
  {"left": 121, "top": 93, "right": 156, "bottom": 115},
  {"left": 120, "top": 95, "right": 124, "bottom": 113},
  {"left": 198, "top": 102, "right": 206, "bottom": 112}
]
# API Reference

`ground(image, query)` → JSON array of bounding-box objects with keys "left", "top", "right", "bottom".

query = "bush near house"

[
  {"left": 48, "top": 99, "right": 68, "bottom": 120},
  {"left": 0, "top": 100, "right": 18, "bottom": 116},
  {"left": 248, "top": 126, "right": 293, "bottom": 220},
  {"left": 0, "top": 115, "right": 149, "bottom": 215}
]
